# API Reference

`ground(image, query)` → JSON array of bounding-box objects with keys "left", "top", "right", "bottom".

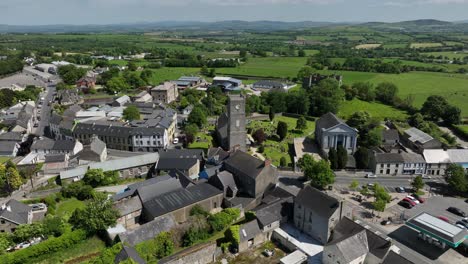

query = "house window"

[
  {"left": 0, "top": 220, "right": 4, "bottom": 224},
  {"left": 386, "top": 169, "right": 390, "bottom": 174},
  {"left": 380, "top": 170, "right": 383, "bottom": 174},
  {"left": 387, "top": 164, "right": 390, "bottom": 168},
  {"left": 380, "top": 164, "right": 384, "bottom": 168}
]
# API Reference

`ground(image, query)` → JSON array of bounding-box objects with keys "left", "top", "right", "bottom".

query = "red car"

[
  {"left": 412, "top": 194, "right": 425, "bottom": 203},
  {"left": 438, "top": 216, "right": 450, "bottom": 223},
  {"left": 403, "top": 197, "right": 417, "bottom": 206}
]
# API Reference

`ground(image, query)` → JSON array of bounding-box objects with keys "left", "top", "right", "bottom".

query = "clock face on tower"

[{"left": 235, "top": 104, "right": 240, "bottom": 110}]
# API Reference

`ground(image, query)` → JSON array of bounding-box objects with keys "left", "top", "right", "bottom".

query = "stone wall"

[{"left": 158, "top": 242, "right": 220, "bottom": 264}]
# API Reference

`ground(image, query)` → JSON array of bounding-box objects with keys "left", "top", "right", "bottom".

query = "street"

[{"left": 34, "top": 84, "right": 55, "bottom": 136}]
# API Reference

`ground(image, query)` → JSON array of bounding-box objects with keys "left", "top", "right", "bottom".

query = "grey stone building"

[
  {"left": 0, "top": 199, "right": 33, "bottom": 233},
  {"left": 216, "top": 94, "right": 247, "bottom": 152},
  {"left": 294, "top": 186, "right": 352, "bottom": 244},
  {"left": 315, "top": 112, "right": 358, "bottom": 155}
]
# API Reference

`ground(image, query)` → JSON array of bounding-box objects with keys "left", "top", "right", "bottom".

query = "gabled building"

[
  {"left": 315, "top": 112, "right": 358, "bottom": 155},
  {"left": 252, "top": 80, "right": 295, "bottom": 93},
  {"left": 76, "top": 76, "right": 96, "bottom": 90},
  {"left": 224, "top": 150, "right": 278, "bottom": 201},
  {"left": 237, "top": 219, "right": 267, "bottom": 252},
  {"left": 151, "top": 82, "right": 179, "bottom": 104},
  {"left": 403, "top": 127, "right": 442, "bottom": 154},
  {"left": 212, "top": 76, "right": 242, "bottom": 91},
  {"left": 173, "top": 76, "right": 203, "bottom": 90},
  {"left": 0, "top": 141, "right": 20, "bottom": 157},
  {"left": 31, "top": 137, "right": 83, "bottom": 156},
  {"left": 294, "top": 186, "right": 352, "bottom": 244},
  {"left": 78, "top": 135, "right": 107, "bottom": 164},
  {"left": 0, "top": 200, "right": 33, "bottom": 233},
  {"left": 112, "top": 95, "right": 131, "bottom": 107}
]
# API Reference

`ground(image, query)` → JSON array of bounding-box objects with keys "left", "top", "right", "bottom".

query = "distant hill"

[{"left": 359, "top": 19, "right": 461, "bottom": 32}]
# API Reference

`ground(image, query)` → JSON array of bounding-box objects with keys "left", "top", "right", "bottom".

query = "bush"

[
  {"left": 89, "top": 242, "right": 123, "bottom": 264},
  {"left": 225, "top": 225, "right": 240, "bottom": 246},
  {"left": 280, "top": 157, "right": 287, "bottom": 167},
  {"left": 245, "top": 211, "right": 256, "bottom": 221},
  {"left": 0, "top": 230, "right": 87, "bottom": 264},
  {"left": 190, "top": 205, "right": 209, "bottom": 217},
  {"left": 182, "top": 227, "right": 210, "bottom": 247},
  {"left": 61, "top": 182, "right": 95, "bottom": 201},
  {"left": 258, "top": 145, "right": 265, "bottom": 153}
]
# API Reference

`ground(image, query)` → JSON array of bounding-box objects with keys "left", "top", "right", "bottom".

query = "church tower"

[{"left": 227, "top": 94, "right": 247, "bottom": 151}]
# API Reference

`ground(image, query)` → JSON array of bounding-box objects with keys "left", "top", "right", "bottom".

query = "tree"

[
  {"left": 297, "top": 66, "right": 314, "bottom": 80},
  {"left": 106, "top": 76, "right": 130, "bottom": 94},
  {"left": 354, "top": 147, "right": 369, "bottom": 169},
  {"left": 123, "top": 71, "right": 146, "bottom": 88},
  {"left": 268, "top": 107, "right": 275, "bottom": 122},
  {"left": 373, "top": 199, "right": 387, "bottom": 213},
  {"left": 280, "top": 157, "right": 287, "bottom": 167},
  {"left": 277, "top": 121, "right": 288, "bottom": 141},
  {"left": 442, "top": 105, "right": 461, "bottom": 125},
  {"left": 6, "top": 167, "right": 23, "bottom": 191},
  {"left": 127, "top": 61, "right": 138, "bottom": 71},
  {"left": 408, "top": 113, "right": 425, "bottom": 128},
  {"left": 296, "top": 116, "right": 307, "bottom": 131},
  {"left": 298, "top": 49, "right": 306, "bottom": 57},
  {"left": 421, "top": 95, "right": 449, "bottom": 121},
  {"left": 411, "top": 175, "right": 425, "bottom": 193},
  {"left": 352, "top": 82, "right": 375, "bottom": 101},
  {"left": 375, "top": 82, "right": 398, "bottom": 105},
  {"left": 349, "top": 180, "right": 359, "bottom": 190},
  {"left": 364, "top": 128, "right": 382, "bottom": 148},
  {"left": 309, "top": 79, "right": 344, "bottom": 116},
  {"left": 70, "top": 193, "right": 119, "bottom": 235},
  {"left": 200, "top": 65, "right": 209, "bottom": 76},
  {"left": 153, "top": 232, "right": 174, "bottom": 259},
  {"left": 123, "top": 105, "right": 140, "bottom": 121},
  {"left": 299, "top": 155, "right": 335, "bottom": 189},
  {"left": 61, "top": 181, "right": 95, "bottom": 201},
  {"left": 43, "top": 215, "right": 68, "bottom": 237},
  {"left": 328, "top": 148, "right": 338, "bottom": 170},
  {"left": 0, "top": 233, "right": 13, "bottom": 255},
  {"left": 336, "top": 145, "right": 348, "bottom": 170},
  {"left": 83, "top": 169, "right": 105, "bottom": 188},
  {"left": 140, "top": 69, "right": 154, "bottom": 85},
  {"left": 13, "top": 223, "right": 44, "bottom": 243},
  {"left": 252, "top": 129, "right": 267, "bottom": 144},
  {"left": 188, "top": 106, "right": 207, "bottom": 128},
  {"left": 208, "top": 68, "right": 216, "bottom": 78},
  {"left": 347, "top": 111, "right": 371, "bottom": 131},
  {"left": 373, "top": 184, "right": 391, "bottom": 203},
  {"left": 445, "top": 164, "right": 468, "bottom": 193}
]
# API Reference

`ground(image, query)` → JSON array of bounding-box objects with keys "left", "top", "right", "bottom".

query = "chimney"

[
  {"left": 264, "top": 159, "right": 271, "bottom": 167},
  {"left": 1, "top": 204, "right": 5, "bottom": 210},
  {"left": 6, "top": 206, "right": 11, "bottom": 212}
]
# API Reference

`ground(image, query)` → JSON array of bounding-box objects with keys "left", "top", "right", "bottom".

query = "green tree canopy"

[
  {"left": 310, "top": 79, "right": 344, "bottom": 116},
  {"left": 336, "top": 145, "right": 348, "bottom": 170},
  {"left": 411, "top": 175, "right": 425, "bottom": 193},
  {"left": 375, "top": 82, "right": 398, "bottom": 105},
  {"left": 445, "top": 164, "right": 468, "bottom": 193},
  {"left": 296, "top": 116, "right": 308, "bottom": 131},
  {"left": 106, "top": 76, "right": 130, "bottom": 94},
  {"left": 188, "top": 106, "right": 207, "bottom": 128},
  {"left": 276, "top": 121, "right": 288, "bottom": 141},
  {"left": 299, "top": 155, "right": 335, "bottom": 189},
  {"left": 123, "top": 105, "right": 140, "bottom": 121},
  {"left": 328, "top": 148, "right": 338, "bottom": 170}
]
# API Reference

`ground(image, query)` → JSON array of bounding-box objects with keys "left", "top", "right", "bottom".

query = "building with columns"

[{"left": 315, "top": 112, "right": 358, "bottom": 155}]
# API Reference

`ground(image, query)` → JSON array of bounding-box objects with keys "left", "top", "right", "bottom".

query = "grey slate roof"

[
  {"left": 382, "top": 129, "right": 399, "bottom": 142},
  {"left": 0, "top": 199, "right": 31, "bottom": 225},
  {"left": 0, "top": 132, "right": 23, "bottom": 142},
  {"left": 137, "top": 176, "right": 183, "bottom": 203},
  {"left": 0, "top": 141, "right": 18, "bottom": 154},
  {"left": 114, "top": 246, "right": 146, "bottom": 264},
  {"left": 224, "top": 150, "right": 267, "bottom": 179},
  {"left": 375, "top": 153, "right": 405, "bottom": 164},
  {"left": 316, "top": 112, "right": 345, "bottom": 131},
  {"left": 45, "top": 154, "right": 66, "bottom": 163},
  {"left": 330, "top": 217, "right": 392, "bottom": 259},
  {"left": 207, "top": 147, "right": 230, "bottom": 164},
  {"left": 215, "top": 171, "right": 237, "bottom": 192},
  {"left": 401, "top": 152, "right": 425, "bottom": 164},
  {"left": 253, "top": 80, "right": 285, "bottom": 89},
  {"left": 159, "top": 149, "right": 204, "bottom": 161},
  {"left": 31, "top": 138, "right": 76, "bottom": 152},
  {"left": 254, "top": 199, "right": 288, "bottom": 228},
  {"left": 239, "top": 220, "right": 261, "bottom": 242},
  {"left": 382, "top": 251, "right": 414, "bottom": 264},
  {"left": 73, "top": 122, "right": 166, "bottom": 137},
  {"left": 295, "top": 185, "right": 339, "bottom": 218},
  {"left": 114, "top": 196, "right": 142, "bottom": 217},
  {"left": 331, "top": 229, "right": 369, "bottom": 263},
  {"left": 118, "top": 215, "right": 176, "bottom": 246},
  {"left": 142, "top": 183, "right": 222, "bottom": 220},
  {"left": 157, "top": 158, "right": 198, "bottom": 171}
]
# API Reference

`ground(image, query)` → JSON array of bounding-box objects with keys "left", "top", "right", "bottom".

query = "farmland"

[
  {"left": 355, "top": 44, "right": 382, "bottom": 49},
  {"left": 410, "top": 42, "right": 443, "bottom": 48},
  {"left": 339, "top": 99, "right": 409, "bottom": 121},
  {"left": 217, "top": 57, "right": 308, "bottom": 79}
]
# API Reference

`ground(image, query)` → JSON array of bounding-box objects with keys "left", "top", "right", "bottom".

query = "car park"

[
  {"left": 456, "top": 221, "right": 468, "bottom": 229},
  {"left": 396, "top": 187, "right": 405, "bottom": 193},
  {"left": 447, "top": 207, "right": 466, "bottom": 217},
  {"left": 411, "top": 194, "right": 425, "bottom": 203}
]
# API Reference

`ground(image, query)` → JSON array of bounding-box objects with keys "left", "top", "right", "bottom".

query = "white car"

[
  {"left": 173, "top": 138, "right": 179, "bottom": 144},
  {"left": 422, "top": 175, "right": 431, "bottom": 179},
  {"left": 406, "top": 195, "right": 420, "bottom": 204},
  {"left": 365, "top": 173, "right": 377, "bottom": 178}
]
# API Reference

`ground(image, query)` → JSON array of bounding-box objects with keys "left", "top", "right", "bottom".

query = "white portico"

[{"left": 315, "top": 112, "right": 358, "bottom": 155}]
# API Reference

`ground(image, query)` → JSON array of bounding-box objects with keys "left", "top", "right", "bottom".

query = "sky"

[{"left": 1, "top": 0, "right": 468, "bottom": 25}]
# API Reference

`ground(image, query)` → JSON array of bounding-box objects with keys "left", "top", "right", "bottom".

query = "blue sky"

[{"left": 1, "top": 0, "right": 468, "bottom": 25}]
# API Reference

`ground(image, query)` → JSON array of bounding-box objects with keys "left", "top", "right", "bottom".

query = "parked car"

[
  {"left": 263, "top": 249, "right": 275, "bottom": 257},
  {"left": 438, "top": 216, "right": 450, "bottom": 223},
  {"left": 456, "top": 221, "right": 468, "bottom": 229},
  {"left": 398, "top": 200, "right": 413, "bottom": 209},
  {"left": 411, "top": 194, "right": 425, "bottom": 203},
  {"left": 422, "top": 175, "right": 431, "bottom": 179},
  {"left": 456, "top": 223, "right": 466, "bottom": 229},
  {"left": 396, "top": 187, "right": 405, "bottom": 193},
  {"left": 403, "top": 197, "right": 417, "bottom": 206},
  {"left": 30, "top": 203, "right": 46, "bottom": 211},
  {"left": 365, "top": 173, "right": 377, "bottom": 178},
  {"left": 14, "top": 242, "right": 30, "bottom": 250},
  {"left": 406, "top": 196, "right": 420, "bottom": 204},
  {"left": 173, "top": 138, "right": 179, "bottom": 144},
  {"left": 447, "top": 207, "right": 466, "bottom": 217},
  {"left": 381, "top": 219, "right": 391, "bottom": 225}
]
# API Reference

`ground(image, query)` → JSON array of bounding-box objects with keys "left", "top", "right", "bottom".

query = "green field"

[
  {"left": 339, "top": 99, "right": 409, "bottom": 121},
  {"left": 410, "top": 42, "right": 443, "bottom": 48},
  {"left": 217, "top": 57, "right": 308, "bottom": 78},
  {"left": 319, "top": 70, "right": 468, "bottom": 117},
  {"left": 383, "top": 43, "right": 408, "bottom": 49},
  {"left": 149, "top": 67, "right": 201, "bottom": 85},
  {"left": 56, "top": 198, "right": 85, "bottom": 219},
  {"left": 422, "top": 51, "right": 468, "bottom": 59}
]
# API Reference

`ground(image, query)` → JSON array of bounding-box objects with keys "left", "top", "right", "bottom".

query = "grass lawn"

[
  {"left": 149, "top": 67, "right": 201, "bottom": 85},
  {"left": 0, "top": 157, "right": 11, "bottom": 164},
  {"left": 56, "top": 198, "right": 85, "bottom": 219},
  {"left": 319, "top": 70, "right": 468, "bottom": 118},
  {"left": 410, "top": 42, "right": 443, "bottom": 48},
  {"left": 188, "top": 127, "right": 215, "bottom": 151},
  {"left": 339, "top": 99, "right": 409, "bottom": 121},
  {"left": 217, "top": 57, "right": 308, "bottom": 79},
  {"left": 248, "top": 116, "right": 316, "bottom": 167},
  {"left": 33, "top": 236, "right": 105, "bottom": 264}
]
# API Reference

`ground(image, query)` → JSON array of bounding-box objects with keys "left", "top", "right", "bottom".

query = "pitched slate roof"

[
  {"left": 239, "top": 220, "right": 261, "bottom": 242},
  {"left": 316, "top": 112, "right": 345, "bottom": 131},
  {"left": 0, "top": 141, "right": 18, "bottom": 154},
  {"left": 73, "top": 122, "right": 166, "bottom": 137},
  {"left": 114, "top": 196, "right": 142, "bottom": 217},
  {"left": 114, "top": 246, "right": 146, "bottom": 264},
  {"left": 254, "top": 198, "right": 290, "bottom": 228},
  {"left": 401, "top": 152, "right": 425, "bottom": 164},
  {"left": 45, "top": 154, "right": 66, "bottom": 163},
  {"left": 329, "top": 229, "right": 369, "bottom": 263},
  {"left": 295, "top": 185, "right": 340, "bottom": 218},
  {"left": 0, "top": 132, "right": 23, "bottom": 142},
  {"left": 207, "top": 147, "right": 230, "bottom": 164},
  {"left": 382, "top": 129, "right": 399, "bottom": 142},
  {"left": 117, "top": 215, "right": 176, "bottom": 246},
  {"left": 0, "top": 199, "right": 31, "bottom": 225},
  {"left": 214, "top": 170, "right": 237, "bottom": 191},
  {"left": 157, "top": 158, "right": 198, "bottom": 171},
  {"left": 253, "top": 80, "right": 285, "bottom": 89},
  {"left": 31, "top": 138, "right": 77, "bottom": 152},
  {"left": 374, "top": 153, "right": 405, "bottom": 164},
  {"left": 382, "top": 251, "right": 414, "bottom": 264},
  {"left": 136, "top": 176, "right": 184, "bottom": 203},
  {"left": 142, "top": 183, "right": 222, "bottom": 220},
  {"left": 159, "top": 149, "right": 204, "bottom": 160},
  {"left": 224, "top": 150, "right": 268, "bottom": 179}
]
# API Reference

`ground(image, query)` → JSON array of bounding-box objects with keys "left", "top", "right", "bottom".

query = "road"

[{"left": 34, "top": 84, "right": 55, "bottom": 136}]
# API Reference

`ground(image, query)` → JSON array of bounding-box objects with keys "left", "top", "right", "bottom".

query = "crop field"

[
  {"left": 410, "top": 42, "right": 443, "bottom": 48},
  {"left": 149, "top": 67, "right": 201, "bottom": 84},
  {"left": 217, "top": 57, "right": 308, "bottom": 78},
  {"left": 355, "top": 43, "right": 382, "bottom": 49},
  {"left": 422, "top": 51, "right": 468, "bottom": 59},
  {"left": 339, "top": 99, "right": 409, "bottom": 121},
  {"left": 319, "top": 70, "right": 468, "bottom": 117},
  {"left": 383, "top": 43, "right": 408, "bottom": 49}
]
